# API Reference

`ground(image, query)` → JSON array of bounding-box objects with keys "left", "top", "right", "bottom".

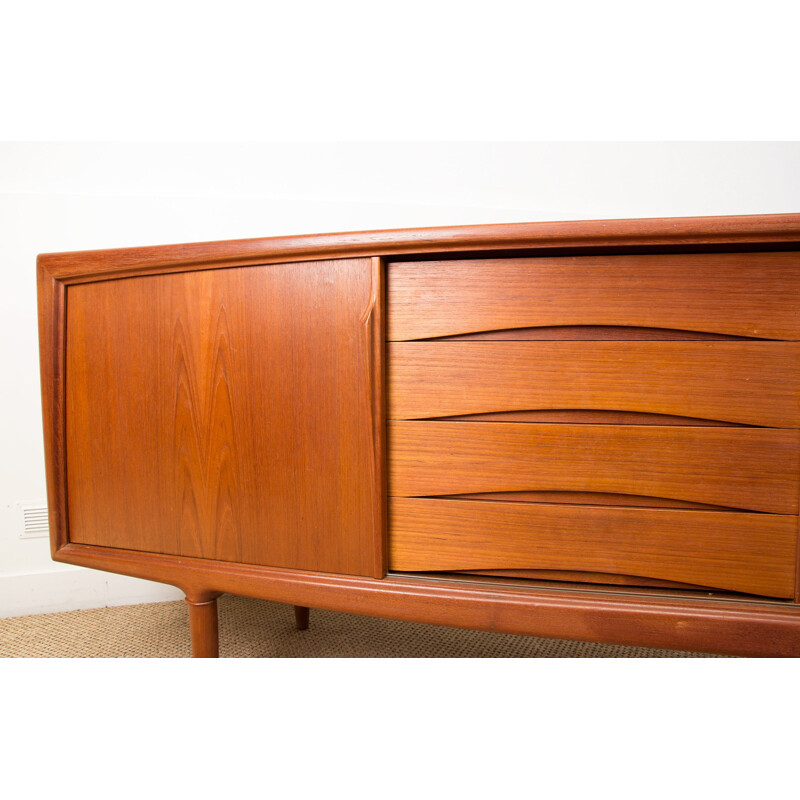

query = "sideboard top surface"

[{"left": 37, "top": 213, "right": 800, "bottom": 284}]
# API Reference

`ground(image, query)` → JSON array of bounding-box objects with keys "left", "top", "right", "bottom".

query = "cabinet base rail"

[{"left": 55, "top": 543, "right": 800, "bottom": 658}]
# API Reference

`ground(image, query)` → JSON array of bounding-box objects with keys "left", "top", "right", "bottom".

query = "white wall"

[{"left": 2, "top": 141, "right": 800, "bottom": 617}]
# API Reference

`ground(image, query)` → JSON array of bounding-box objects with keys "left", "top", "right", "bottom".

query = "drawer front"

[
  {"left": 388, "top": 341, "right": 800, "bottom": 427},
  {"left": 387, "top": 252, "right": 800, "bottom": 341},
  {"left": 389, "top": 498, "right": 797, "bottom": 598},
  {"left": 388, "top": 421, "right": 800, "bottom": 514}
]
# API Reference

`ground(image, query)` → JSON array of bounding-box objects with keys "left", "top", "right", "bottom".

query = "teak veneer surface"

[
  {"left": 66, "top": 259, "right": 383, "bottom": 577},
  {"left": 389, "top": 498, "right": 797, "bottom": 598},
  {"left": 388, "top": 421, "right": 800, "bottom": 514},
  {"left": 387, "top": 253, "right": 800, "bottom": 341},
  {"left": 387, "top": 341, "right": 800, "bottom": 427}
]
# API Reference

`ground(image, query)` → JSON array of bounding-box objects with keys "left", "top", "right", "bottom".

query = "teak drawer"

[
  {"left": 389, "top": 498, "right": 797, "bottom": 598},
  {"left": 386, "top": 252, "right": 800, "bottom": 341},
  {"left": 388, "top": 341, "right": 800, "bottom": 427},
  {"left": 388, "top": 421, "right": 800, "bottom": 515}
]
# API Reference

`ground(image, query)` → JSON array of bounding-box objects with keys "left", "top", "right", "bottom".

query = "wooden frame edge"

[
  {"left": 371, "top": 257, "right": 388, "bottom": 577},
  {"left": 37, "top": 257, "right": 68, "bottom": 555},
  {"left": 38, "top": 213, "right": 800, "bottom": 284},
  {"left": 54, "top": 543, "right": 800, "bottom": 657},
  {"left": 358, "top": 256, "right": 387, "bottom": 579}
]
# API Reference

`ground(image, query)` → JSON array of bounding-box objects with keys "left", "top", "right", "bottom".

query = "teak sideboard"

[{"left": 37, "top": 214, "right": 800, "bottom": 657}]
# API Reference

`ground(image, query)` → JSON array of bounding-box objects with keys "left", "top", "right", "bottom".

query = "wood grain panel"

[
  {"left": 66, "top": 258, "right": 384, "bottom": 577},
  {"left": 388, "top": 422, "right": 800, "bottom": 514},
  {"left": 389, "top": 498, "right": 797, "bottom": 598},
  {"left": 386, "top": 253, "right": 800, "bottom": 341},
  {"left": 388, "top": 341, "right": 800, "bottom": 427}
]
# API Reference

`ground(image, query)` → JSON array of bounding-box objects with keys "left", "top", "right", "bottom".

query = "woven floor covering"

[{"left": 0, "top": 594, "right": 729, "bottom": 657}]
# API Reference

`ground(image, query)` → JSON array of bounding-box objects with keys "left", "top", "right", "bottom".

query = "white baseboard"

[{"left": 0, "top": 567, "right": 184, "bottom": 618}]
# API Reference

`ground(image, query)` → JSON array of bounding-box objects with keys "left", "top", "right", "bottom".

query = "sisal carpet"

[{"left": 0, "top": 594, "right": 729, "bottom": 657}]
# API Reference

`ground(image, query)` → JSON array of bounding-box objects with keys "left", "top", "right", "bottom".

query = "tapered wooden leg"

[
  {"left": 294, "top": 605, "right": 310, "bottom": 631},
  {"left": 186, "top": 593, "right": 221, "bottom": 658}
]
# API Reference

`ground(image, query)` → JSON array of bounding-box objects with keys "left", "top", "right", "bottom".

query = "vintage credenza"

[{"left": 37, "top": 214, "right": 800, "bottom": 657}]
